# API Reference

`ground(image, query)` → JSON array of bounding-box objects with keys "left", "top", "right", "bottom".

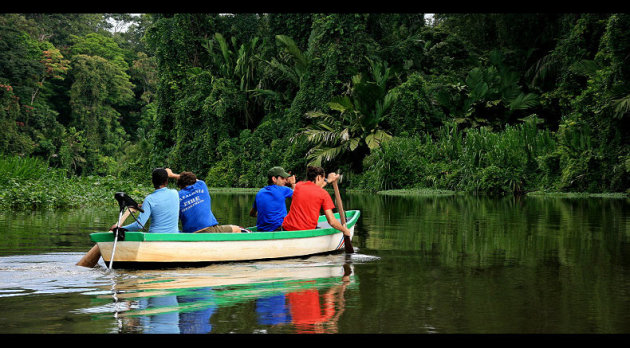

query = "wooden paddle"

[
  {"left": 76, "top": 208, "right": 133, "bottom": 268},
  {"left": 332, "top": 178, "right": 354, "bottom": 253}
]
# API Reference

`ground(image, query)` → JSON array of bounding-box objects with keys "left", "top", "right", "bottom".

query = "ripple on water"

[
  {"left": 0, "top": 251, "right": 380, "bottom": 299},
  {"left": 0, "top": 252, "right": 113, "bottom": 297}
]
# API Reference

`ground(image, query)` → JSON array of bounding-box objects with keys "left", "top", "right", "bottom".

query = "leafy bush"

[
  {"left": 0, "top": 156, "right": 50, "bottom": 185},
  {"left": 359, "top": 117, "right": 559, "bottom": 195},
  {"left": 386, "top": 72, "right": 445, "bottom": 137},
  {"left": 0, "top": 156, "right": 153, "bottom": 210}
]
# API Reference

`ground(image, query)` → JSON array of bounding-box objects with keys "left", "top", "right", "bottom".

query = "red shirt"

[
  {"left": 288, "top": 288, "right": 335, "bottom": 333},
  {"left": 282, "top": 181, "right": 335, "bottom": 231}
]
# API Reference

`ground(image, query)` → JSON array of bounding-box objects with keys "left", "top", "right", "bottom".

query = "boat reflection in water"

[{"left": 93, "top": 255, "right": 357, "bottom": 333}]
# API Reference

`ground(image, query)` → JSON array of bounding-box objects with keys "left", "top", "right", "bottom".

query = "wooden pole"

[{"left": 332, "top": 180, "right": 354, "bottom": 253}]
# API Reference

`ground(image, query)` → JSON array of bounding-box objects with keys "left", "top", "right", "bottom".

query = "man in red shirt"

[{"left": 281, "top": 166, "right": 351, "bottom": 237}]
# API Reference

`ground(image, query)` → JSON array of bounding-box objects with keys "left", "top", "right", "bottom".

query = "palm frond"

[
  {"left": 267, "top": 58, "right": 300, "bottom": 86},
  {"left": 348, "top": 137, "right": 361, "bottom": 151},
  {"left": 214, "top": 33, "right": 233, "bottom": 74},
  {"left": 382, "top": 90, "right": 398, "bottom": 111},
  {"left": 526, "top": 53, "right": 560, "bottom": 87},
  {"left": 570, "top": 59, "right": 600, "bottom": 77},
  {"left": 301, "top": 128, "right": 342, "bottom": 145},
  {"left": 365, "top": 129, "right": 393, "bottom": 150},
  {"left": 612, "top": 93, "right": 630, "bottom": 119},
  {"left": 276, "top": 35, "right": 308, "bottom": 71},
  {"left": 328, "top": 95, "right": 354, "bottom": 113},
  {"left": 306, "top": 145, "right": 345, "bottom": 166},
  {"left": 250, "top": 88, "right": 281, "bottom": 100},
  {"left": 366, "top": 57, "right": 391, "bottom": 91},
  {"left": 305, "top": 111, "right": 328, "bottom": 118},
  {"left": 509, "top": 92, "right": 539, "bottom": 110}
]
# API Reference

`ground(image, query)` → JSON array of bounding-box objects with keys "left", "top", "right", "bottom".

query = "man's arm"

[
  {"left": 121, "top": 202, "right": 151, "bottom": 231},
  {"left": 109, "top": 206, "right": 138, "bottom": 231},
  {"left": 165, "top": 168, "right": 180, "bottom": 180},
  {"left": 324, "top": 209, "right": 351, "bottom": 236}
]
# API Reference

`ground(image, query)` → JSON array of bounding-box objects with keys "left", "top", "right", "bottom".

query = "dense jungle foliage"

[{"left": 1, "top": 13, "right": 629, "bottom": 209}]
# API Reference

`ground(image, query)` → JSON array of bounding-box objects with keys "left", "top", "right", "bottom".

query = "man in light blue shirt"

[{"left": 112, "top": 168, "right": 180, "bottom": 234}]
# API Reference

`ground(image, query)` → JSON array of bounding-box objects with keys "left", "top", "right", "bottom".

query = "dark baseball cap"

[{"left": 268, "top": 166, "right": 290, "bottom": 178}]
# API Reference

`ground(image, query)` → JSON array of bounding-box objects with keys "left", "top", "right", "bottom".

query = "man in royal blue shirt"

[
  {"left": 249, "top": 166, "right": 295, "bottom": 231},
  {"left": 166, "top": 168, "right": 241, "bottom": 233}
]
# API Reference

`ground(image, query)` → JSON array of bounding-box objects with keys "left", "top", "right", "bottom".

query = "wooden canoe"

[{"left": 90, "top": 210, "right": 360, "bottom": 268}]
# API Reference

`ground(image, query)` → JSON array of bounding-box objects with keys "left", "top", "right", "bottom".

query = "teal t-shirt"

[{"left": 123, "top": 187, "right": 180, "bottom": 233}]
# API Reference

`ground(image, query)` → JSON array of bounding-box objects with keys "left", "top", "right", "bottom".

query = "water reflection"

[
  {"left": 1, "top": 192, "right": 629, "bottom": 333},
  {"left": 255, "top": 264, "right": 352, "bottom": 333},
  {"left": 92, "top": 257, "right": 356, "bottom": 334},
  {"left": 344, "top": 193, "right": 630, "bottom": 269}
]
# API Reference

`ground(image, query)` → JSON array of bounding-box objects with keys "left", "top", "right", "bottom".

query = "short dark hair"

[
  {"left": 177, "top": 171, "right": 197, "bottom": 189},
  {"left": 152, "top": 168, "right": 168, "bottom": 189},
  {"left": 306, "top": 166, "right": 325, "bottom": 182}
]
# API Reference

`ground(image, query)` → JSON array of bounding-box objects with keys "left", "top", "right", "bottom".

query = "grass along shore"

[
  {"left": 375, "top": 188, "right": 628, "bottom": 198},
  {"left": 1, "top": 157, "right": 627, "bottom": 211},
  {"left": 2, "top": 180, "right": 627, "bottom": 211}
]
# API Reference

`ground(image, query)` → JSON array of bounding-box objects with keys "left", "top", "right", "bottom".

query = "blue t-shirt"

[
  {"left": 178, "top": 180, "right": 219, "bottom": 233},
  {"left": 253, "top": 185, "right": 293, "bottom": 231},
  {"left": 122, "top": 187, "right": 180, "bottom": 233},
  {"left": 256, "top": 294, "right": 291, "bottom": 325}
]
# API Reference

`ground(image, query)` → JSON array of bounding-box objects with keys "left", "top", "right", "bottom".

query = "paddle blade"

[
  {"left": 115, "top": 192, "right": 144, "bottom": 213},
  {"left": 76, "top": 244, "right": 101, "bottom": 268},
  {"left": 343, "top": 235, "right": 354, "bottom": 253}
]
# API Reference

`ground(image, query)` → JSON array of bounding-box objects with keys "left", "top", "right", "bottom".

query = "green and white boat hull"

[{"left": 90, "top": 210, "right": 360, "bottom": 268}]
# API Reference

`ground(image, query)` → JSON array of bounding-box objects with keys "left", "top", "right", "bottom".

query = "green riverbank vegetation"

[
  {"left": 0, "top": 156, "right": 153, "bottom": 209},
  {"left": 1, "top": 14, "right": 629, "bottom": 209}
]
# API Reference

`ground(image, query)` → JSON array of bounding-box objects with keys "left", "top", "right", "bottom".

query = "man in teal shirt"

[{"left": 111, "top": 168, "right": 180, "bottom": 233}]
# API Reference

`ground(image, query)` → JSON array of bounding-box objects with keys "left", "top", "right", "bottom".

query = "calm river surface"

[{"left": 1, "top": 191, "right": 629, "bottom": 334}]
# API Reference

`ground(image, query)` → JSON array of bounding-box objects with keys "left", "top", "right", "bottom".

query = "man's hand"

[
  {"left": 327, "top": 172, "right": 340, "bottom": 183},
  {"left": 109, "top": 224, "right": 128, "bottom": 232},
  {"left": 287, "top": 174, "right": 296, "bottom": 186}
]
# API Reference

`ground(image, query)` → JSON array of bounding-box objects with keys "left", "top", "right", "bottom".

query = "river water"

[{"left": 0, "top": 192, "right": 629, "bottom": 334}]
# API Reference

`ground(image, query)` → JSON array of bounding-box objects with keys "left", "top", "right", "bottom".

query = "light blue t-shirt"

[
  {"left": 123, "top": 187, "right": 180, "bottom": 233},
  {"left": 178, "top": 180, "right": 219, "bottom": 233},
  {"left": 252, "top": 185, "right": 293, "bottom": 231}
]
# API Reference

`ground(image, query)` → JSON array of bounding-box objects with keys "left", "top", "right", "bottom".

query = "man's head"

[
  {"left": 177, "top": 171, "right": 197, "bottom": 189},
  {"left": 152, "top": 168, "right": 169, "bottom": 189},
  {"left": 267, "top": 166, "right": 290, "bottom": 185},
  {"left": 306, "top": 166, "right": 325, "bottom": 182}
]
